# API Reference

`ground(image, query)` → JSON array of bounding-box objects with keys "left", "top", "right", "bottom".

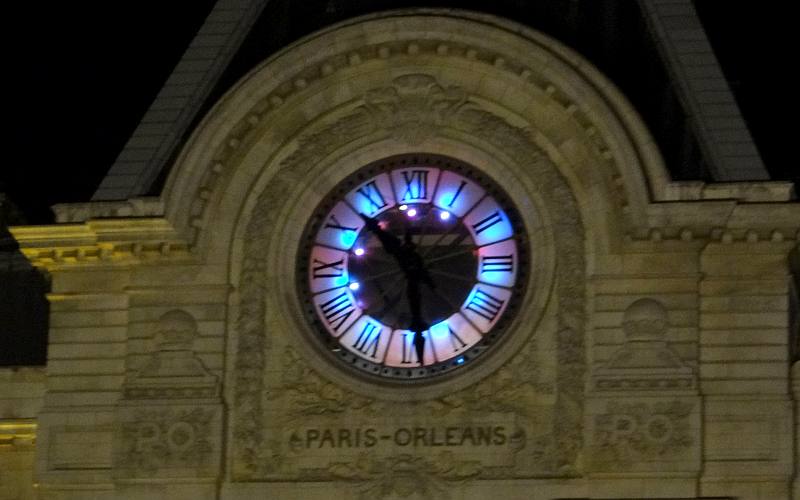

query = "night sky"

[{"left": 2, "top": 2, "right": 796, "bottom": 225}]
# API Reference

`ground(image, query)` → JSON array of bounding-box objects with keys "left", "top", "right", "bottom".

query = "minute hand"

[{"left": 359, "top": 213, "right": 403, "bottom": 258}]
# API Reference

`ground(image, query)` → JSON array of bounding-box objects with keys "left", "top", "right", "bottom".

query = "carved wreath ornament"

[
  {"left": 591, "top": 400, "right": 694, "bottom": 467},
  {"left": 328, "top": 453, "right": 481, "bottom": 500},
  {"left": 118, "top": 408, "right": 214, "bottom": 474},
  {"left": 233, "top": 73, "right": 586, "bottom": 480}
]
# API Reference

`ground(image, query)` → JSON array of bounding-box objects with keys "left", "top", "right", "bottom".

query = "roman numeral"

[
  {"left": 324, "top": 214, "right": 357, "bottom": 233},
  {"left": 446, "top": 180, "right": 467, "bottom": 208},
  {"left": 465, "top": 289, "right": 505, "bottom": 322},
  {"left": 319, "top": 292, "right": 356, "bottom": 333},
  {"left": 352, "top": 322, "right": 381, "bottom": 357},
  {"left": 481, "top": 254, "right": 513, "bottom": 273},
  {"left": 401, "top": 332, "right": 417, "bottom": 364},
  {"left": 356, "top": 181, "right": 388, "bottom": 214},
  {"left": 447, "top": 326, "right": 467, "bottom": 352},
  {"left": 400, "top": 170, "right": 428, "bottom": 201},
  {"left": 312, "top": 257, "right": 344, "bottom": 278},
  {"left": 471, "top": 211, "right": 503, "bottom": 235}
]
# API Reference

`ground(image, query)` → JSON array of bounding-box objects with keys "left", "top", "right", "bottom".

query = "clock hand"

[
  {"left": 423, "top": 247, "right": 474, "bottom": 266},
  {"left": 406, "top": 273, "right": 427, "bottom": 365},
  {"left": 360, "top": 212, "right": 432, "bottom": 286},
  {"left": 360, "top": 267, "right": 404, "bottom": 283},
  {"left": 427, "top": 268, "right": 474, "bottom": 283},
  {"left": 361, "top": 212, "right": 431, "bottom": 364},
  {"left": 419, "top": 217, "right": 463, "bottom": 259},
  {"left": 373, "top": 278, "right": 406, "bottom": 318},
  {"left": 359, "top": 212, "right": 403, "bottom": 257},
  {"left": 400, "top": 227, "right": 436, "bottom": 365}
]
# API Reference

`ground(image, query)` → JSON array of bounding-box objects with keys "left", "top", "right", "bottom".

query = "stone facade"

[{"left": 3, "top": 11, "right": 799, "bottom": 500}]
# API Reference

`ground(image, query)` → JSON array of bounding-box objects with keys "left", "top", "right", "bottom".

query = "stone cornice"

[
  {"left": 9, "top": 218, "right": 192, "bottom": 270},
  {"left": 52, "top": 197, "right": 164, "bottom": 224},
  {"left": 661, "top": 181, "right": 795, "bottom": 202},
  {"left": 637, "top": 200, "right": 800, "bottom": 245}
]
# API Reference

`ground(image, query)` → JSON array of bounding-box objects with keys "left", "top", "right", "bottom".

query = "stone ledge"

[{"left": 52, "top": 198, "right": 164, "bottom": 223}]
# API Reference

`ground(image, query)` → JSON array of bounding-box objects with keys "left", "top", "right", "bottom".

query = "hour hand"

[
  {"left": 407, "top": 277, "right": 428, "bottom": 365},
  {"left": 359, "top": 212, "right": 403, "bottom": 256}
]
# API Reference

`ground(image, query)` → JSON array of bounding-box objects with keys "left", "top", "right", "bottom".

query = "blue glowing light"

[
  {"left": 354, "top": 247, "right": 365, "bottom": 256},
  {"left": 456, "top": 357, "right": 465, "bottom": 365},
  {"left": 407, "top": 208, "right": 417, "bottom": 217},
  {"left": 399, "top": 204, "right": 408, "bottom": 211},
  {"left": 439, "top": 210, "right": 451, "bottom": 221},
  {"left": 331, "top": 276, "right": 349, "bottom": 288},
  {"left": 429, "top": 321, "right": 449, "bottom": 339},
  {"left": 338, "top": 230, "right": 358, "bottom": 249},
  {"left": 349, "top": 281, "right": 360, "bottom": 291}
]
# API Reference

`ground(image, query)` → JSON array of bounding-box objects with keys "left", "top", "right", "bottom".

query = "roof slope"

[{"left": 92, "top": 0, "right": 769, "bottom": 202}]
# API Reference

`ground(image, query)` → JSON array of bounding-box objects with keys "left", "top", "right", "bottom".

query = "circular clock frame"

[{"left": 297, "top": 153, "right": 530, "bottom": 383}]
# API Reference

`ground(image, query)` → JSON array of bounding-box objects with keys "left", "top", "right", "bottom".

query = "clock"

[{"left": 298, "top": 155, "right": 528, "bottom": 381}]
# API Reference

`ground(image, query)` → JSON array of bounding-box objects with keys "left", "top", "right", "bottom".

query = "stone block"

[
  {"left": 703, "top": 398, "right": 794, "bottom": 478},
  {"left": 48, "top": 426, "right": 113, "bottom": 470},
  {"left": 49, "top": 325, "right": 128, "bottom": 344},
  {"left": 48, "top": 343, "right": 126, "bottom": 360},
  {"left": 699, "top": 362, "right": 786, "bottom": 380}
]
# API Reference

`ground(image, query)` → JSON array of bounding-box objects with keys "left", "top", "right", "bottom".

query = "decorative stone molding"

[
  {"left": 362, "top": 74, "right": 467, "bottom": 146},
  {"left": 264, "top": 346, "right": 385, "bottom": 418},
  {"left": 9, "top": 218, "right": 191, "bottom": 270},
  {"left": 52, "top": 197, "right": 164, "bottom": 223},
  {"left": 327, "top": 453, "right": 481, "bottom": 500},
  {"left": 661, "top": 181, "right": 795, "bottom": 203}
]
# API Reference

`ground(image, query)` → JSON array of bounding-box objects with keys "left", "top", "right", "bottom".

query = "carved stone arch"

[
  {"left": 229, "top": 82, "right": 587, "bottom": 479},
  {"left": 161, "top": 10, "right": 666, "bottom": 261},
  {"left": 150, "top": 9, "right": 672, "bottom": 484}
]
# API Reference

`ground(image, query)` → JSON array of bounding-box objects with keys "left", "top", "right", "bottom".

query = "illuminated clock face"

[{"left": 298, "top": 156, "right": 528, "bottom": 380}]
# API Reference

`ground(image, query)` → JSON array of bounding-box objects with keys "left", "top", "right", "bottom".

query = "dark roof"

[{"left": 2, "top": 1, "right": 794, "bottom": 224}]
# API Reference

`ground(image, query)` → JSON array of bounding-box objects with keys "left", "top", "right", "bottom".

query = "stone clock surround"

[
  {"left": 5, "top": 9, "right": 799, "bottom": 500},
  {"left": 170, "top": 12, "right": 798, "bottom": 498},
  {"left": 163, "top": 10, "right": 657, "bottom": 253},
  {"left": 194, "top": 12, "right": 598, "bottom": 487},
  {"left": 181, "top": 10, "right": 641, "bottom": 494}
]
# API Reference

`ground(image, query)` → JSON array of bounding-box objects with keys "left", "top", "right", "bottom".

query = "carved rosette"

[{"left": 232, "top": 73, "right": 585, "bottom": 481}]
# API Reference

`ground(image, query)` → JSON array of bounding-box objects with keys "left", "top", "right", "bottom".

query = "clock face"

[{"left": 298, "top": 156, "right": 528, "bottom": 381}]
